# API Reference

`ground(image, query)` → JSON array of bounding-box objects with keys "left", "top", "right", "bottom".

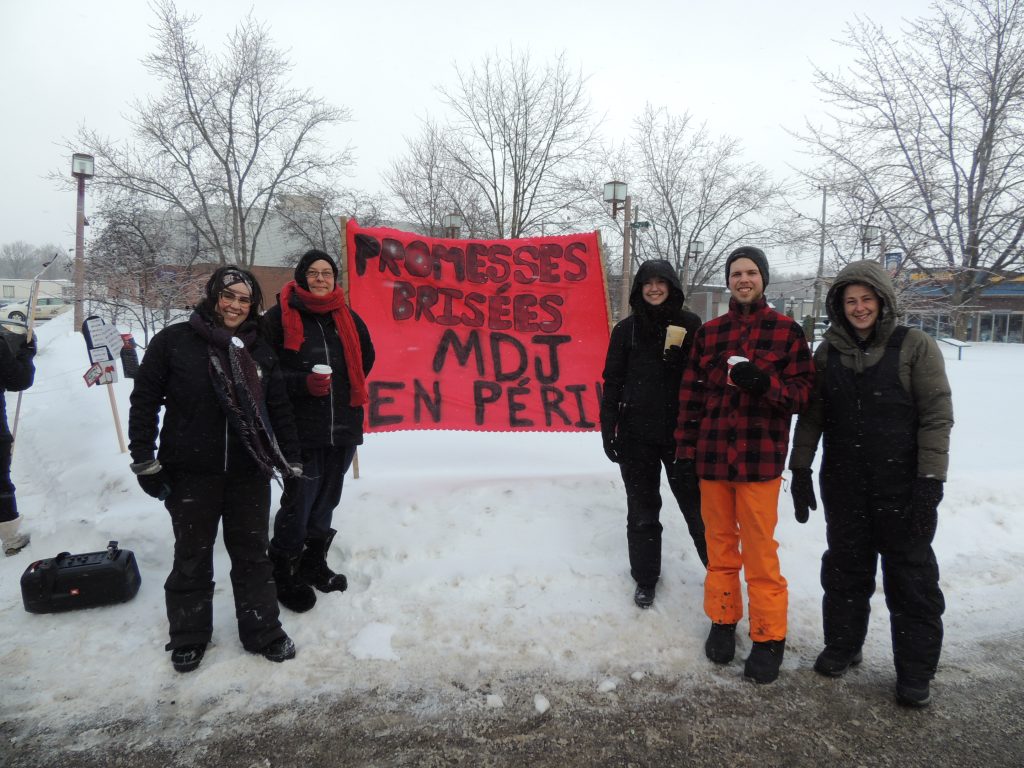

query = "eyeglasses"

[
  {"left": 305, "top": 270, "right": 335, "bottom": 281},
  {"left": 219, "top": 289, "right": 252, "bottom": 306}
]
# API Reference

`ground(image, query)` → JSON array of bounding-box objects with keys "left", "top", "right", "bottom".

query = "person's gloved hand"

[
  {"left": 790, "top": 468, "right": 817, "bottom": 523},
  {"left": 663, "top": 344, "right": 685, "bottom": 368},
  {"left": 670, "top": 457, "right": 701, "bottom": 513},
  {"left": 130, "top": 459, "right": 172, "bottom": 501},
  {"left": 729, "top": 361, "right": 770, "bottom": 395},
  {"left": 17, "top": 337, "right": 36, "bottom": 361},
  {"left": 909, "top": 477, "right": 943, "bottom": 542},
  {"left": 305, "top": 370, "right": 331, "bottom": 397},
  {"left": 601, "top": 427, "right": 620, "bottom": 463},
  {"left": 670, "top": 457, "right": 699, "bottom": 493}
]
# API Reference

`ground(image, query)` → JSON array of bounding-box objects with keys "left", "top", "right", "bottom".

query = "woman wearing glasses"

[
  {"left": 128, "top": 266, "right": 303, "bottom": 673},
  {"left": 262, "top": 249, "right": 374, "bottom": 613}
]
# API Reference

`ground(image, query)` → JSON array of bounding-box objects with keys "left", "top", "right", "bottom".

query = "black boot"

[
  {"left": 813, "top": 645, "right": 863, "bottom": 678},
  {"left": 269, "top": 546, "right": 317, "bottom": 612},
  {"left": 704, "top": 623, "right": 737, "bottom": 664},
  {"left": 633, "top": 583, "right": 656, "bottom": 609},
  {"left": 299, "top": 528, "right": 348, "bottom": 593},
  {"left": 744, "top": 639, "right": 786, "bottom": 684}
]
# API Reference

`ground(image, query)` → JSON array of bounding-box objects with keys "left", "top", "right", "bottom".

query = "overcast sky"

[{"left": 1, "top": 0, "right": 936, "bottom": 269}]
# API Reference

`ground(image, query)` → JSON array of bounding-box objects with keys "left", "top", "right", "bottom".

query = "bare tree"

[
  {"left": 86, "top": 191, "right": 204, "bottom": 343},
  {"left": 629, "top": 105, "right": 786, "bottom": 292},
  {"left": 275, "top": 185, "right": 391, "bottom": 285},
  {"left": 387, "top": 50, "right": 601, "bottom": 239},
  {"left": 0, "top": 242, "right": 44, "bottom": 279},
  {"left": 71, "top": 0, "right": 352, "bottom": 269},
  {"left": 797, "top": 0, "right": 1024, "bottom": 337}
]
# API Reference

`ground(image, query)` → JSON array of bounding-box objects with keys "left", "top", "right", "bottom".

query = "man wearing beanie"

[{"left": 674, "top": 245, "right": 814, "bottom": 683}]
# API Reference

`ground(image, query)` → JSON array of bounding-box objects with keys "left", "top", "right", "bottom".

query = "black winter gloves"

[
  {"left": 17, "top": 337, "right": 36, "bottom": 361},
  {"left": 790, "top": 468, "right": 817, "bottom": 523},
  {"left": 670, "top": 458, "right": 699, "bottom": 494},
  {"left": 909, "top": 477, "right": 943, "bottom": 542},
  {"left": 130, "top": 459, "right": 172, "bottom": 501},
  {"left": 602, "top": 427, "right": 620, "bottom": 463},
  {"left": 729, "top": 361, "right": 770, "bottom": 395},
  {"left": 663, "top": 344, "right": 686, "bottom": 368},
  {"left": 670, "top": 458, "right": 701, "bottom": 516}
]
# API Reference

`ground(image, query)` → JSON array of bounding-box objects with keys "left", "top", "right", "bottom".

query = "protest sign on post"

[
  {"left": 346, "top": 220, "right": 611, "bottom": 433},
  {"left": 81, "top": 315, "right": 127, "bottom": 453}
]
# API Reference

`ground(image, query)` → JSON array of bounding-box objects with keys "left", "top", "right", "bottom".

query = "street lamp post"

[
  {"left": 71, "top": 153, "right": 95, "bottom": 330},
  {"left": 861, "top": 224, "right": 880, "bottom": 260},
  {"left": 441, "top": 212, "right": 464, "bottom": 239},
  {"left": 684, "top": 240, "right": 704, "bottom": 295},
  {"left": 603, "top": 181, "right": 631, "bottom": 319}
]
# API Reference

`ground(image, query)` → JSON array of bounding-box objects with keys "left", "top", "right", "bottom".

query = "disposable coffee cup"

[
  {"left": 726, "top": 355, "right": 748, "bottom": 386},
  {"left": 664, "top": 324, "right": 687, "bottom": 351},
  {"left": 312, "top": 364, "right": 332, "bottom": 376}
]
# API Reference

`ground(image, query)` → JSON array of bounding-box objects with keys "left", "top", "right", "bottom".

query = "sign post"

[{"left": 82, "top": 316, "right": 127, "bottom": 453}]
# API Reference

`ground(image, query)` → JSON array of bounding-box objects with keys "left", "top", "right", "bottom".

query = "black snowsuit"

[
  {"left": 128, "top": 317, "right": 301, "bottom": 653},
  {"left": 790, "top": 260, "right": 953, "bottom": 684},
  {"left": 601, "top": 260, "right": 707, "bottom": 586},
  {"left": 263, "top": 296, "right": 375, "bottom": 555},
  {"left": 0, "top": 333, "right": 35, "bottom": 523}
]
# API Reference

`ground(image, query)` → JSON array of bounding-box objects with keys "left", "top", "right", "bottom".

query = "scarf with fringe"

[{"left": 189, "top": 310, "right": 295, "bottom": 479}]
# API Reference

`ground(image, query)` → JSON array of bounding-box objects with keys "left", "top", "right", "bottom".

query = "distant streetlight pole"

[
  {"left": 603, "top": 181, "right": 630, "bottom": 319},
  {"left": 441, "top": 212, "right": 464, "bottom": 239},
  {"left": 71, "top": 153, "right": 95, "bottom": 330},
  {"left": 812, "top": 186, "right": 828, "bottom": 323},
  {"left": 861, "top": 223, "right": 880, "bottom": 260},
  {"left": 684, "top": 240, "right": 704, "bottom": 295}
]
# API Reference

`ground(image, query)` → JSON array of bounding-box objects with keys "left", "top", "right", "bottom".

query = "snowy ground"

[{"left": 1, "top": 311, "right": 1022, "bottom": 759}]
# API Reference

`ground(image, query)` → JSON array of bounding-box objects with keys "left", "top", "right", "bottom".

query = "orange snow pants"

[{"left": 700, "top": 477, "right": 787, "bottom": 642}]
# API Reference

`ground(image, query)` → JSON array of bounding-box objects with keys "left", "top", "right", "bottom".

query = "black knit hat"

[
  {"left": 294, "top": 249, "right": 338, "bottom": 290},
  {"left": 724, "top": 246, "right": 770, "bottom": 289}
]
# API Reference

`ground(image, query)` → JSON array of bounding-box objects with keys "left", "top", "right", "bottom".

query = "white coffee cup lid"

[
  {"left": 312, "top": 364, "right": 332, "bottom": 375},
  {"left": 727, "top": 355, "right": 748, "bottom": 365}
]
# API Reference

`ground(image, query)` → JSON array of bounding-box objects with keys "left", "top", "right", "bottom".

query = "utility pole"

[
  {"left": 811, "top": 186, "right": 827, "bottom": 323},
  {"left": 619, "top": 194, "right": 633, "bottom": 321}
]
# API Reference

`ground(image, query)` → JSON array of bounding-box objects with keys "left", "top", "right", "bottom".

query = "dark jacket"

[
  {"left": 789, "top": 260, "right": 953, "bottom": 481},
  {"left": 0, "top": 334, "right": 35, "bottom": 443},
  {"left": 675, "top": 295, "right": 814, "bottom": 482},
  {"left": 128, "top": 320, "right": 300, "bottom": 473},
  {"left": 262, "top": 297, "right": 375, "bottom": 448},
  {"left": 601, "top": 260, "right": 702, "bottom": 446}
]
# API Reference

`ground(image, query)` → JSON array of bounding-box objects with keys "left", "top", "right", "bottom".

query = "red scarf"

[{"left": 280, "top": 282, "right": 367, "bottom": 407}]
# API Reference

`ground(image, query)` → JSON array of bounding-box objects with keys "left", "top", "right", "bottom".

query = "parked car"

[{"left": 0, "top": 297, "right": 71, "bottom": 322}]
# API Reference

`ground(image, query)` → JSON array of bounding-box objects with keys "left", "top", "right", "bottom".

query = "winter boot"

[
  {"left": 170, "top": 643, "right": 207, "bottom": 673},
  {"left": 269, "top": 546, "right": 317, "bottom": 612},
  {"left": 299, "top": 528, "right": 348, "bottom": 593},
  {"left": 633, "top": 583, "right": 656, "bottom": 609},
  {"left": 813, "top": 646, "right": 863, "bottom": 678},
  {"left": 0, "top": 512, "right": 30, "bottom": 556},
  {"left": 258, "top": 635, "right": 296, "bottom": 663},
  {"left": 704, "top": 623, "right": 737, "bottom": 664},
  {"left": 896, "top": 678, "right": 931, "bottom": 708},
  {"left": 744, "top": 639, "right": 786, "bottom": 684}
]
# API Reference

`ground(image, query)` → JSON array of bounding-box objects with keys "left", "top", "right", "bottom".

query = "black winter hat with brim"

[
  {"left": 724, "top": 246, "right": 770, "bottom": 289},
  {"left": 294, "top": 249, "right": 339, "bottom": 290}
]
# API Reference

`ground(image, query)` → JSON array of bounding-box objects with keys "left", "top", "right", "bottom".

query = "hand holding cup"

[{"left": 306, "top": 364, "right": 332, "bottom": 397}]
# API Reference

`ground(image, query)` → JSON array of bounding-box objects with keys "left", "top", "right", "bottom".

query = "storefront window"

[
  {"left": 1009, "top": 314, "right": 1024, "bottom": 344},
  {"left": 978, "top": 313, "right": 993, "bottom": 342}
]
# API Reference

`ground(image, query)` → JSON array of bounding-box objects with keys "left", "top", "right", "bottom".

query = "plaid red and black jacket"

[{"left": 675, "top": 296, "right": 814, "bottom": 482}]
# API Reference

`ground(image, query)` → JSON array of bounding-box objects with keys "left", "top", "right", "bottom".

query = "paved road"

[{"left": 4, "top": 637, "right": 1022, "bottom": 768}]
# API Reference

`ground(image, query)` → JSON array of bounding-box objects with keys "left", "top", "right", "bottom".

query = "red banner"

[{"left": 346, "top": 220, "right": 610, "bottom": 432}]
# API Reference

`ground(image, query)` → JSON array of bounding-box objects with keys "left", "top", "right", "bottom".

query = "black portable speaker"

[{"left": 20, "top": 540, "right": 142, "bottom": 613}]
